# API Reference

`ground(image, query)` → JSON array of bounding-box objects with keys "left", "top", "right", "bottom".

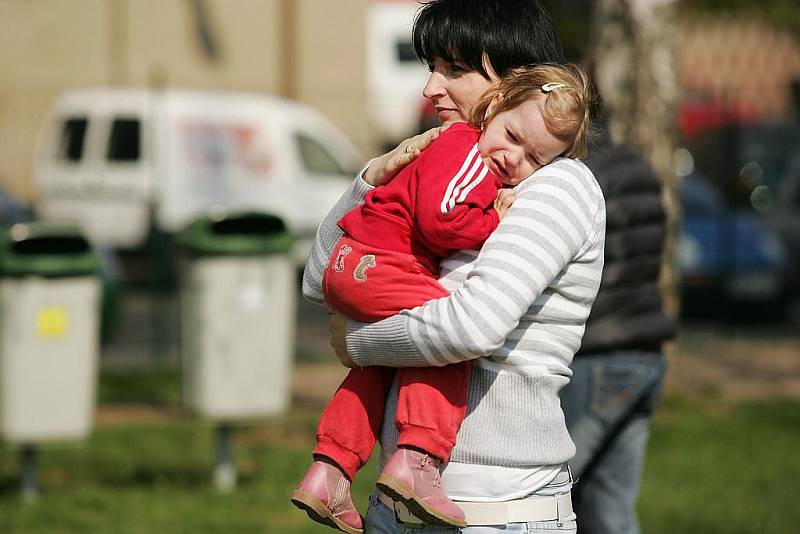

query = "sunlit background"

[{"left": 0, "top": 0, "right": 799, "bottom": 532}]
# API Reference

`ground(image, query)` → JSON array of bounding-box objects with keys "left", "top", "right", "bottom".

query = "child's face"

[{"left": 478, "top": 96, "right": 570, "bottom": 186}]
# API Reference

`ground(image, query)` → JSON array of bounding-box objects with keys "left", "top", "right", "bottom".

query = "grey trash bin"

[
  {"left": 0, "top": 223, "right": 101, "bottom": 444},
  {"left": 178, "top": 211, "right": 296, "bottom": 420}
]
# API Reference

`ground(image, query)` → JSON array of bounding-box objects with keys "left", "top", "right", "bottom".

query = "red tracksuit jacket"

[{"left": 339, "top": 122, "right": 501, "bottom": 276}]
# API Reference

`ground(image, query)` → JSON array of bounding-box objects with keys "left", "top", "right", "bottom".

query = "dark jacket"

[{"left": 577, "top": 143, "right": 675, "bottom": 355}]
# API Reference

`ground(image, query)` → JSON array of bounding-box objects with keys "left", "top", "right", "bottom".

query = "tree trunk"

[{"left": 592, "top": 0, "right": 681, "bottom": 318}]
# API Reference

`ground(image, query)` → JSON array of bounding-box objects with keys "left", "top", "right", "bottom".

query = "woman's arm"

[
  {"left": 301, "top": 127, "right": 443, "bottom": 304},
  {"left": 344, "top": 159, "right": 606, "bottom": 368},
  {"left": 301, "top": 170, "right": 374, "bottom": 304}
]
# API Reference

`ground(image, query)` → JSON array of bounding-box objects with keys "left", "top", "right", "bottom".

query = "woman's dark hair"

[{"left": 413, "top": 0, "right": 565, "bottom": 79}]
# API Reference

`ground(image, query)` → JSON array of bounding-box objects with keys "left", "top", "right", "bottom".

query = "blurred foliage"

[
  {"left": 539, "top": 0, "right": 800, "bottom": 64},
  {"left": 679, "top": 0, "right": 800, "bottom": 37},
  {"left": 540, "top": 0, "right": 593, "bottom": 61}
]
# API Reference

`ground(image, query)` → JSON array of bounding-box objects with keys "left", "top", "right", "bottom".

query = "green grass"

[
  {"left": 0, "top": 410, "right": 378, "bottom": 532},
  {"left": 1, "top": 367, "right": 799, "bottom": 533},
  {"left": 1, "top": 366, "right": 379, "bottom": 533},
  {"left": 639, "top": 396, "right": 800, "bottom": 533},
  {"left": 97, "top": 365, "right": 182, "bottom": 405}
]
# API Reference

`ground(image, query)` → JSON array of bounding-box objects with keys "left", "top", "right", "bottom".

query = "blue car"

[{"left": 679, "top": 172, "right": 788, "bottom": 316}]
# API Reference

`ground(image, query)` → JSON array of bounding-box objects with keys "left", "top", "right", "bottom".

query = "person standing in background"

[{"left": 560, "top": 130, "right": 675, "bottom": 534}]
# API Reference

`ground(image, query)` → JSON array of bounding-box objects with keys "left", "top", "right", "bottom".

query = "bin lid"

[
  {"left": 177, "top": 211, "right": 293, "bottom": 256},
  {"left": 0, "top": 223, "right": 100, "bottom": 277}
]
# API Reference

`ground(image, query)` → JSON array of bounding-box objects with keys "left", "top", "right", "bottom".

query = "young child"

[{"left": 292, "top": 64, "right": 592, "bottom": 533}]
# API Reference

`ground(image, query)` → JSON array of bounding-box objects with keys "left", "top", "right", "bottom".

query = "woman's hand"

[
  {"left": 329, "top": 310, "right": 357, "bottom": 368},
  {"left": 363, "top": 127, "right": 443, "bottom": 187},
  {"left": 493, "top": 188, "right": 516, "bottom": 220}
]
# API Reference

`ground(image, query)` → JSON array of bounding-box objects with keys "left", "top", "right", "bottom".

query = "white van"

[{"left": 33, "top": 88, "right": 363, "bottom": 264}]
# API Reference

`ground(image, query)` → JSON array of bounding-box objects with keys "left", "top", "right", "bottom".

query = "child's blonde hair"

[{"left": 470, "top": 63, "right": 593, "bottom": 159}]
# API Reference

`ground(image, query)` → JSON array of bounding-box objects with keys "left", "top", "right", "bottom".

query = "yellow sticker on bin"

[{"left": 36, "top": 306, "right": 69, "bottom": 339}]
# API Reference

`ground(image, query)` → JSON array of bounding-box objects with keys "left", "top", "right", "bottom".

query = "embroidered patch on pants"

[
  {"left": 353, "top": 255, "right": 376, "bottom": 281},
  {"left": 332, "top": 245, "right": 352, "bottom": 272}
]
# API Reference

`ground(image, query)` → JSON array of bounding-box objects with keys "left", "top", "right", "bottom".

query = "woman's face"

[{"left": 422, "top": 57, "right": 499, "bottom": 124}]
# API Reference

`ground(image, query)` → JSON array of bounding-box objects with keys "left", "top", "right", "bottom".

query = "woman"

[{"left": 302, "top": 1, "right": 605, "bottom": 532}]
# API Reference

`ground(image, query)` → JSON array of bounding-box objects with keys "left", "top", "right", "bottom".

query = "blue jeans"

[
  {"left": 560, "top": 350, "right": 667, "bottom": 534},
  {"left": 363, "top": 465, "right": 577, "bottom": 533}
]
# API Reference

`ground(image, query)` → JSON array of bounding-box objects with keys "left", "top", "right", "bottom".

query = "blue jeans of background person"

[
  {"left": 364, "top": 464, "right": 577, "bottom": 533},
  {"left": 560, "top": 350, "right": 667, "bottom": 534}
]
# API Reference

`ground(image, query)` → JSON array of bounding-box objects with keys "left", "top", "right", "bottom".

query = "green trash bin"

[
  {"left": 0, "top": 223, "right": 101, "bottom": 443},
  {"left": 178, "top": 211, "right": 296, "bottom": 420}
]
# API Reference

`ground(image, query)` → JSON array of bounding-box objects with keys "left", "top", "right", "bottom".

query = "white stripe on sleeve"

[{"left": 440, "top": 144, "right": 483, "bottom": 214}]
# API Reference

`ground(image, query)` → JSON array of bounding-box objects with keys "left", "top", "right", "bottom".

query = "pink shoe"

[
  {"left": 376, "top": 448, "right": 466, "bottom": 528},
  {"left": 290, "top": 461, "right": 364, "bottom": 534}
]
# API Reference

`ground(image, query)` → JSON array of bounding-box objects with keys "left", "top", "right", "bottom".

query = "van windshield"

[{"left": 296, "top": 134, "right": 346, "bottom": 175}]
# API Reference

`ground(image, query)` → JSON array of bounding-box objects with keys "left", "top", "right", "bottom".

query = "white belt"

[{"left": 376, "top": 489, "right": 573, "bottom": 526}]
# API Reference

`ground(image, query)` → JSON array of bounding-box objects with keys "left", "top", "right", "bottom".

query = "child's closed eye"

[{"left": 528, "top": 153, "right": 544, "bottom": 166}]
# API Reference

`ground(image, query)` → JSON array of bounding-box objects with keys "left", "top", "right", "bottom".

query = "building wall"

[
  {"left": 123, "top": 0, "right": 283, "bottom": 92},
  {"left": 0, "top": 0, "right": 369, "bottom": 202},
  {"left": 0, "top": 0, "right": 111, "bottom": 200},
  {"left": 294, "top": 0, "right": 370, "bottom": 153}
]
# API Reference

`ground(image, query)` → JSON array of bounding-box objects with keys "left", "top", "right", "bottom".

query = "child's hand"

[{"left": 493, "top": 188, "right": 516, "bottom": 220}]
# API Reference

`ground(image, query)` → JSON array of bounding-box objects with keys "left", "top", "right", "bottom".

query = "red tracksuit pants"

[{"left": 316, "top": 235, "right": 470, "bottom": 480}]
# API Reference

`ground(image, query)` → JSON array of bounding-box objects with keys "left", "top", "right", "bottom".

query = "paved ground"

[{"left": 666, "top": 324, "right": 800, "bottom": 400}]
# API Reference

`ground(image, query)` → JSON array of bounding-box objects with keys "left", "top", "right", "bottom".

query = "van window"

[
  {"left": 58, "top": 117, "right": 88, "bottom": 162},
  {"left": 296, "top": 134, "right": 345, "bottom": 175},
  {"left": 396, "top": 40, "right": 417, "bottom": 63},
  {"left": 107, "top": 118, "right": 141, "bottom": 162}
]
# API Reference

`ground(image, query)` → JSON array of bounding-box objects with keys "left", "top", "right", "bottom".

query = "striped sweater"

[{"left": 303, "top": 157, "right": 606, "bottom": 468}]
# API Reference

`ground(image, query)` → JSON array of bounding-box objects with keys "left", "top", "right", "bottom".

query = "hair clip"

[{"left": 541, "top": 82, "right": 566, "bottom": 93}]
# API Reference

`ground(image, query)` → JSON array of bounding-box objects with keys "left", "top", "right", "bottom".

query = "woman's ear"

[
  {"left": 485, "top": 92, "right": 504, "bottom": 120},
  {"left": 481, "top": 53, "right": 500, "bottom": 82}
]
